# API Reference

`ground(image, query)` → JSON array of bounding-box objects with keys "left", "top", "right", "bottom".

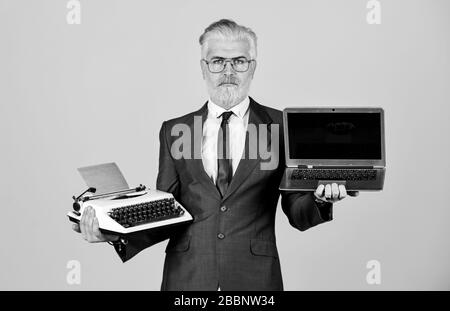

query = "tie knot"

[{"left": 219, "top": 111, "right": 234, "bottom": 123}]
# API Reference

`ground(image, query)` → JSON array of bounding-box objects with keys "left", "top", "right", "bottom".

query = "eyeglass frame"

[{"left": 202, "top": 57, "right": 255, "bottom": 73}]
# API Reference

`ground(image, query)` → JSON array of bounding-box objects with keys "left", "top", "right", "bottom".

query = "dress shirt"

[{"left": 201, "top": 96, "right": 250, "bottom": 184}]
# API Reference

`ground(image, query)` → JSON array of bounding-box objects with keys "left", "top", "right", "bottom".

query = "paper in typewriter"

[{"left": 77, "top": 162, "right": 130, "bottom": 195}]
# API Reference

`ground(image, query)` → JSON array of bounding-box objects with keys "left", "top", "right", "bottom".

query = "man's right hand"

[{"left": 72, "top": 206, "right": 119, "bottom": 243}]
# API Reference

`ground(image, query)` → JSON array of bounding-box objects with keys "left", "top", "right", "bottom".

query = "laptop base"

[{"left": 279, "top": 167, "right": 385, "bottom": 191}]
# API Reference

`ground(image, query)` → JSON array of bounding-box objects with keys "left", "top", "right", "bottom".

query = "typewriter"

[{"left": 67, "top": 184, "right": 193, "bottom": 236}]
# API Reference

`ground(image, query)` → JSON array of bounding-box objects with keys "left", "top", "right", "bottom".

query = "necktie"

[{"left": 216, "top": 111, "right": 234, "bottom": 197}]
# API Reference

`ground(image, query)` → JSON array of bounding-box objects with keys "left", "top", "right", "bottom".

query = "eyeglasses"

[{"left": 202, "top": 57, "right": 254, "bottom": 73}]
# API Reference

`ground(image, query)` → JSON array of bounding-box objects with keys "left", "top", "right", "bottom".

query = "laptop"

[{"left": 279, "top": 107, "right": 386, "bottom": 191}]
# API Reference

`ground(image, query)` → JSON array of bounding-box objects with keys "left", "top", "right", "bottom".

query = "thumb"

[{"left": 72, "top": 223, "right": 81, "bottom": 233}]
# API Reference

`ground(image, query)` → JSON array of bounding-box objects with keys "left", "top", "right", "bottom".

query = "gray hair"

[{"left": 199, "top": 19, "right": 257, "bottom": 59}]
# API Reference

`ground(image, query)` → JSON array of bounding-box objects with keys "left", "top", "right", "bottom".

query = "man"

[{"left": 73, "top": 19, "right": 358, "bottom": 290}]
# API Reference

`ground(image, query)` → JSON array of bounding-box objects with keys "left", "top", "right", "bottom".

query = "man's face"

[{"left": 201, "top": 38, "right": 256, "bottom": 109}]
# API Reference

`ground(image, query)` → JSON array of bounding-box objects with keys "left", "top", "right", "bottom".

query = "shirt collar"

[{"left": 207, "top": 96, "right": 250, "bottom": 120}]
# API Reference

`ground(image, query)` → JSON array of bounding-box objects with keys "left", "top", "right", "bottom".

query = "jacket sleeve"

[
  {"left": 280, "top": 191, "right": 333, "bottom": 231},
  {"left": 113, "top": 121, "right": 181, "bottom": 262},
  {"left": 278, "top": 114, "right": 333, "bottom": 231}
]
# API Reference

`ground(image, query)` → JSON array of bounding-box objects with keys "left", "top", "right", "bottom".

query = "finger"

[
  {"left": 72, "top": 223, "right": 81, "bottom": 233},
  {"left": 338, "top": 184, "right": 347, "bottom": 200},
  {"left": 331, "top": 183, "right": 339, "bottom": 200},
  {"left": 80, "top": 206, "right": 88, "bottom": 240},
  {"left": 315, "top": 184, "right": 325, "bottom": 199},
  {"left": 92, "top": 214, "right": 103, "bottom": 241},
  {"left": 89, "top": 208, "right": 96, "bottom": 233},
  {"left": 86, "top": 207, "right": 95, "bottom": 242},
  {"left": 82, "top": 207, "right": 92, "bottom": 241},
  {"left": 324, "top": 184, "right": 332, "bottom": 200},
  {"left": 348, "top": 191, "right": 359, "bottom": 197}
]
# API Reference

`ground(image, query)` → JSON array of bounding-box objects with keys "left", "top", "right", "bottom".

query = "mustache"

[{"left": 217, "top": 76, "right": 239, "bottom": 86}]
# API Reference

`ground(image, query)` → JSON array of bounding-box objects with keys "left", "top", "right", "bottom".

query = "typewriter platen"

[{"left": 67, "top": 185, "right": 193, "bottom": 236}]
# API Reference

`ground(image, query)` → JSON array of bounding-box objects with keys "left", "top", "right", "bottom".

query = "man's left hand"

[{"left": 314, "top": 183, "right": 359, "bottom": 204}]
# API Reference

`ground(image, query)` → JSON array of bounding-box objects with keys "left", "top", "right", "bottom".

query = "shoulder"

[
  {"left": 166, "top": 108, "right": 205, "bottom": 126},
  {"left": 250, "top": 97, "right": 283, "bottom": 124},
  {"left": 159, "top": 103, "right": 207, "bottom": 133}
]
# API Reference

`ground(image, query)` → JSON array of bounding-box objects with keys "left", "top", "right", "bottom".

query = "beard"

[{"left": 207, "top": 75, "right": 251, "bottom": 109}]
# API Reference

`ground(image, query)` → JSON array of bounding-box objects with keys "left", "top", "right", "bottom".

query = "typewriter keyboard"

[{"left": 107, "top": 198, "right": 184, "bottom": 228}]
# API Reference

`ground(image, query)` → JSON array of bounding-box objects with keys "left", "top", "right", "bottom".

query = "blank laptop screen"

[{"left": 287, "top": 112, "right": 382, "bottom": 160}]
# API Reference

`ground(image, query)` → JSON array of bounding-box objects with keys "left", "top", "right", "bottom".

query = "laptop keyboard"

[{"left": 291, "top": 169, "right": 377, "bottom": 181}]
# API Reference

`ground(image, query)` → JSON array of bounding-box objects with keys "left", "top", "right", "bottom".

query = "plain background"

[{"left": 1, "top": 0, "right": 449, "bottom": 290}]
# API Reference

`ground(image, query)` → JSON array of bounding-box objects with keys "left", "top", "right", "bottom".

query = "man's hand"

[
  {"left": 72, "top": 206, "right": 119, "bottom": 243},
  {"left": 314, "top": 183, "right": 359, "bottom": 204}
]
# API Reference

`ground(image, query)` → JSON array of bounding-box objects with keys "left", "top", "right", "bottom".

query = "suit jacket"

[{"left": 114, "top": 97, "right": 333, "bottom": 290}]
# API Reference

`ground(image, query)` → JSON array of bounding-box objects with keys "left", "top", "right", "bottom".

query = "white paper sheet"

[{"left": 77, "top": 162, "right": 129, "bottom": 195}]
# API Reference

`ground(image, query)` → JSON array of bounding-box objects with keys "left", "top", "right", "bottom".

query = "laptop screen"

[{"left": 287, "top": 112, "right": 382, "bottom": 160}]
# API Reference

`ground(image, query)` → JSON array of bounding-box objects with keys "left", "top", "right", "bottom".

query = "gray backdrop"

[{"left": 1, "top": 0, "right": 449, "bottom": 290}]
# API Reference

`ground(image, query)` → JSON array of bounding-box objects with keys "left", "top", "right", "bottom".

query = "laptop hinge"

[{"left": 298, "top": 165, "right": 374, "bottom": 169}]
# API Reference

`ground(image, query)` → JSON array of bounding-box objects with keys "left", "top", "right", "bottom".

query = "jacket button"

[
  {"left": 220, "top": 206, "right": 227, "bottom": 212},
  {"left": 217, "top": 233, "right": 225, "bottom": 239}
]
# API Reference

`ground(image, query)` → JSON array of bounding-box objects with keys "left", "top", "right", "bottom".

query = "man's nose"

[{"left": 223, "top": 61, "right": 235, "bottom": 74}]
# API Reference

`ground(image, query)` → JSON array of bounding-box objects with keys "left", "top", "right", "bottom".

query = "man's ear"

[
  {"left": 250, "top": 60, "right": 257, "bottom": 79},
  {"left": 200, "top": 60, "right": 207, "bottom": 79}
]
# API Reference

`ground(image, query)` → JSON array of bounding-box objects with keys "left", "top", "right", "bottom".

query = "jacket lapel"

[
  {"left": 185, "top": 103, "right": 222, "bottom": 198},
  {"left": 184, "top": 98, "right": 273, "bottom": 201},
  {"left": 222, "top": 98, "right": 273, "bottom": 201}
]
